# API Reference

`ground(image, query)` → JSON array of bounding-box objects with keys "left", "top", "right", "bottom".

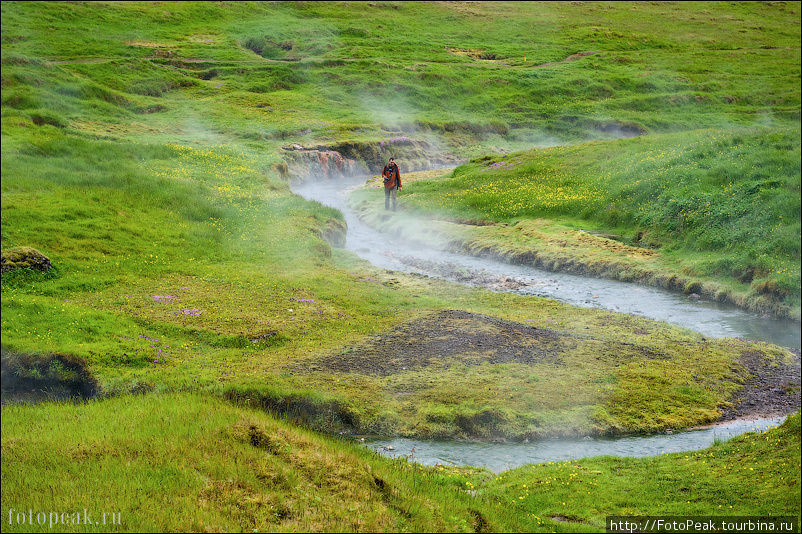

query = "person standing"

[{"left": 382, "top": 157, "right": 402, "bottom": 211}]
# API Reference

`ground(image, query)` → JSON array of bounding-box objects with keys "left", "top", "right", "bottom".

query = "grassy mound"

[{"left": 1, "top": 246, "right": 52, "bottom": 274}]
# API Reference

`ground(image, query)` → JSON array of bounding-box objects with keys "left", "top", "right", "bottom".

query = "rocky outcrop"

[
  {"left": 282, "top": 137, "right": 459, "bottom": 181},
  {"left": 282, "top": 145, "right": 363, "bottom": 180},
  {"left": 1, "top": 247, "right": 52, "bottom": 274}
]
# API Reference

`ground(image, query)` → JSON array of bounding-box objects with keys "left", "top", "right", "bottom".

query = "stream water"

[
  {"left": 291, "top": 175, "right": 799, "bottom": 470},
  {"left": 292, "top": 176, "right": 800, "bottom": 350},
  {"left": 366, "top": 417, "right": 784, "bottom": 473}
]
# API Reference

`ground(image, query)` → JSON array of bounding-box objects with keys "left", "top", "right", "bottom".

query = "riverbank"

[
  {"left": 2, "top": 394, "right": 799, "bottom": 532},
  {"left": 478, "top": 411, "right": 801, "bottom": 531},
  {"left": 350, "top": 128, "right": 801, "bottom": 321}
]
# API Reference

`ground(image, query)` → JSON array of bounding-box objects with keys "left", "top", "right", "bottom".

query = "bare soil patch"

[
  {"left": 719, "top": 348, "right": 801, "bottom": 421},
  {"left": 310, "top": 310, "right": 569, "bottom": 376},
  {"left": 304, "top": 310, "right": 670, "bottom": 377}
]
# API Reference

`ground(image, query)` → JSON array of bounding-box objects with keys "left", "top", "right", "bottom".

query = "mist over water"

[
  {"left": 292, "top": 173, "right": 797, "bottom": 468},
  {"left": 367, "top": 417, "right": 786, "bottom": 473},
  {"left": 292, "top": 175, "right": 801, "bottom": 350}
]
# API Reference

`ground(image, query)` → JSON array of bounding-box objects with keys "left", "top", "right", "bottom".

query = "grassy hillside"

[
  {"left": 4, "top": 1, "right": 798, "bottom": 439},
  {"left": 1, "top": 394, "right": 799, "bottom": 532},
  {"left": 2, "top": 2, "right": 800, "bottom": 530},
  {"left": 1, "top": 1, "right": 799, "bottom": 151},
  {"left": 0, "top": 393, "right": 535, "bottom": 532}
]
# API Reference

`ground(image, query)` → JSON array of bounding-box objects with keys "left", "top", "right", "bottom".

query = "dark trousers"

[{"left": 384, "top": 186, "right": 397, "bottom": 210}]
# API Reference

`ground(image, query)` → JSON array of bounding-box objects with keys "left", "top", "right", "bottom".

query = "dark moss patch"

[
  {"left": 225, "top": 388, "right": 359, "bottom": 433},
  {"left": 1, "top": 348, "right": 100, "bottom": 403}
]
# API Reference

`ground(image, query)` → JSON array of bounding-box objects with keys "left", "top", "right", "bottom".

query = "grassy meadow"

[
  {"left": 1, "top": 393, "right": 799, "bottom": 532},
  {"left": 1, "top": 1, "right": 800, "bottom": 531}
]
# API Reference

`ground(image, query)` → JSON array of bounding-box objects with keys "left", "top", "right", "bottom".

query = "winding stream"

[
  {"left": 291, "top": 175, "right": 799, "bottom": 470},
  {"left": 293, "top": 175, "right": 800, "bottom": 349}
]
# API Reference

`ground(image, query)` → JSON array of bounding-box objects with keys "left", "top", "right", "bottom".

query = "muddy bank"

[
  {"left": 719, "top": 348, "right": 801, "bottom": 421},
  {"left": 349, "top": 195, "right": 798, "bottom": 321},
  {"left": 390, "top": 254, "right": 530, "bottom": 291}
]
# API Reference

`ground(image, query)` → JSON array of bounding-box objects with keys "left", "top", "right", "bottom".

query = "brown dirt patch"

[
  {"left": 304, "top": 310, "right": 669, "bottom": 377},
  {"left": 719, "top": 348, "right": 801, "bottom": 421},
  {"left": 309, "top": 310, "right": 570, "bottom": 376}
]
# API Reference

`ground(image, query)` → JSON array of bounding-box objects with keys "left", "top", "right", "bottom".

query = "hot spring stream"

[{"left": 291, "top": 175, "right": 800, "bottom": 470}]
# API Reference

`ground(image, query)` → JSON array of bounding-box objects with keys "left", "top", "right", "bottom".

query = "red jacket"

[{"left": 382, "top": 163, "right": 401, "bottom": 189}]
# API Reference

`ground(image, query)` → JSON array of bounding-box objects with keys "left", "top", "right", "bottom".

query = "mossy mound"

[{"left": 0, "top": 247, "right": 52, "bottom": 274}]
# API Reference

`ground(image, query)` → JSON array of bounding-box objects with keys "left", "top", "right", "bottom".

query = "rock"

[{"left": 1, "top": 246, "right": 53, "bottom": 274}]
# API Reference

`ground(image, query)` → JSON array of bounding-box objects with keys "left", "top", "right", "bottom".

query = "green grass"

[
  {"left": 0, "top": 393, "right": 535, "bottom": 532},
  {"left": 1, "top": 2, "right": 800, "bottom": 530},
  {"left": 4, "top": 14, "right": 795, "bottom": 439},
  {"left": 1, "top": 1, "right": 799, "bottom": 150},
  {"left": 1, "top": 0, "right": 798, "bottom": 438},
  {"left": 1, "top": 394, "right": 799, "bottom": 532},
  {"left": 479, "top": 412, "right": 802, "bottom": 531}
]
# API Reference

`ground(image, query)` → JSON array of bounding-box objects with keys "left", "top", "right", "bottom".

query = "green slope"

[{"left": 1, "top": 394, "right": 799, "bottom": 532}]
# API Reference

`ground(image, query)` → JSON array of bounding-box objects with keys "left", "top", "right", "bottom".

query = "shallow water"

[
  {"left": 292, "top": 176, "right": 801, "bottom": 350},
  {"left": 366, "top": 417, "right": 785, "bottom": 473}
]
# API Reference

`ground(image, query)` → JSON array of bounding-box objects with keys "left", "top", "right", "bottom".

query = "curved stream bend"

[
  {"left": 291, "top": 176, "right": 798, "bottom": 470},
  {"left": 292, "top": 175, "right": 800, "bottom": 350},
  {"left": 366, "top": 417, "right": 785, "bottom": 473}
]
